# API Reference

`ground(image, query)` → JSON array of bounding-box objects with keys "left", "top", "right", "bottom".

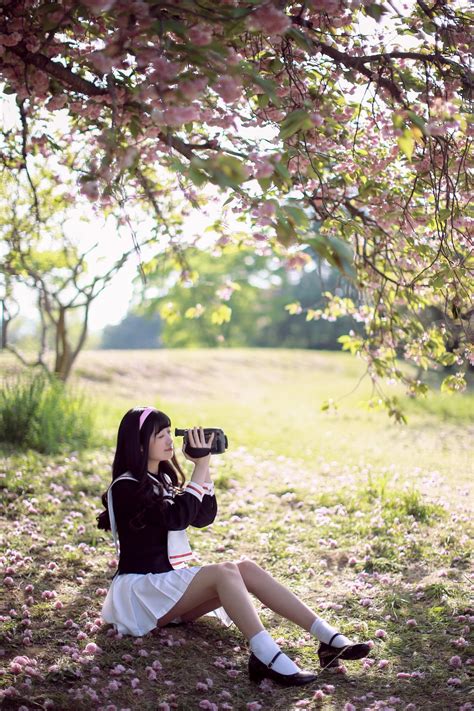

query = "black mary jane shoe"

[
  {"left": 318, "top": 633, "right": 371, "bottom": 669},
  {"left": 248, "top": 651, "right": 318, "bottom": 687}
]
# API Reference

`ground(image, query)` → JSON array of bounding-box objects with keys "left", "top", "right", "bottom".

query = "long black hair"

[{"left": 97, "top": 406, "right": 186, "bottom": 531}]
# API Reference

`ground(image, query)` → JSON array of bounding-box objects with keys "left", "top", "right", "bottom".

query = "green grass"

[{"left": 0, "top": 349, "right": 473, "bottom": 710}]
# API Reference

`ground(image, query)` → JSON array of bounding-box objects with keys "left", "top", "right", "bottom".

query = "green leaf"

[
  {"left": 273, "top": 161, "right": 292, "bottom": 187},
  {"left": 244, "top": 66, "right": 281, "bottom": 107},
  {"left": 306, "top": 234, "right": 356, "bottom": 280},
  {"left": 286, "top": 27, "right": 314, "bottom": 52},
  {"left": 283, "top": 205, "right": 309, "bottom": 229},
  {"left": 397, "top": 129, "right": 415, "bottom": 160},
  {"left": 275, "top": 217, "right": 297, "bottom": 246},
  {"left": 365, "top": 3, "right": 388, "bottom": 21},
  {"left": 257, "top": 177, "right": 272, "bottom": 191},
  {"left": 188, "top": 164, "right": 208, "bottom": 187},
  {"left": 211, "top": 304, "right": 232, "bottom": 325},
  {"left": 407, "top": 110, "right": 427, "bottom": 134},
  {"left": 279, "top": 110, "right": 314, "bottom": 140},
  {"left": 284, "top": 302, "right": 302, "bottom": 315}
]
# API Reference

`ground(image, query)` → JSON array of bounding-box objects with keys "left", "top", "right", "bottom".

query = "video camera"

[{"left": 175, "top": 427, "right": 228, "bottom": 456}]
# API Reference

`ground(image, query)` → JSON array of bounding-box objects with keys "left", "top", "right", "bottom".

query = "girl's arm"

[
  {"left": 112, "top": 480, "right": 206, "bottom": 531},
  {"left": 191, "top": 481, "right": 217, "bottom": 528}
]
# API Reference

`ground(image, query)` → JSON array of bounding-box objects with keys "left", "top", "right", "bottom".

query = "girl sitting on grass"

[{"left": 97, "top": 406, "right": 370, "bottom": 687}]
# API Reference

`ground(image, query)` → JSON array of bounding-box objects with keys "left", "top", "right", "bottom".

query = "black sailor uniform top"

[{"left": 112, "top": 476, "right": 217, "bottom": 575}]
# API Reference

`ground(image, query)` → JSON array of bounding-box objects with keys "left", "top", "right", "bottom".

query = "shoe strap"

[
  {"left": 328, "top": 633, "right": 343, "bottom": 647},
  {"left": 267, "top": 650, "right": 282, "bottom": 669}
]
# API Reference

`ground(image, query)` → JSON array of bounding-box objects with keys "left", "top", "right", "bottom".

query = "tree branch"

[{"left": 8, "top": 44, "right": 108, "bottom": 97}]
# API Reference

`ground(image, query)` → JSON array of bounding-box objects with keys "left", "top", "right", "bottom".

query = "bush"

[{"left": 0, "top": 373, "right": 95, "bottom": 453}]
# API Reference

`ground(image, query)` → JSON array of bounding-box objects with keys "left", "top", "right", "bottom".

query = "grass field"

[{"left": 1, "top": 349, "right": 473, "bottom": 710}]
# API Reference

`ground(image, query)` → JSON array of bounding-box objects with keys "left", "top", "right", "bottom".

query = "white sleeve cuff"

[
  {"left": 185, "top": 481, "right": 205, "bottom": 502},
  {"left": 203, "top": 482, "right": 215, "bottom": 496}
]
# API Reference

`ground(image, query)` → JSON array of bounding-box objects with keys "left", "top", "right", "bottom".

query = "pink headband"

[{"left": 139, "top": 407, "right": 155, "bottom": 430}]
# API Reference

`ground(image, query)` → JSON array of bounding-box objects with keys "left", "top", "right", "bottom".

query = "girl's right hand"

[{"left": 182, "top": 426, "right": 215, "bottom": 463}]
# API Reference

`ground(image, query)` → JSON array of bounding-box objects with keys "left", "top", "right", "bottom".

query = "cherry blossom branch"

[{"left": 8, "top": 44, "right": 108, "bottom": 97}]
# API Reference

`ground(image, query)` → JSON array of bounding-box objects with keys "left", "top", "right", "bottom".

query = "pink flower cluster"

[{"left": 247, "top": 4, "right": 291, "bottom": 35}]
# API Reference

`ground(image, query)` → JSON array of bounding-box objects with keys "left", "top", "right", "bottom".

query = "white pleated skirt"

[{"left": 101, "top": 566, "right": 233, "bottom": 636}]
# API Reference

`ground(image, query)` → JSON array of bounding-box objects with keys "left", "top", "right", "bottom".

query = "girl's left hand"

[{"left": 182, "top": 426, "right": 215, "bottom": 463}]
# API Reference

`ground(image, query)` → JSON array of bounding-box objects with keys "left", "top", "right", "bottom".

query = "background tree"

[
  {"left": 0, "top": 0, "right": 472, "bottom": 414},
  {"left": 101, "top": 311, "right": 163, "bottom": 349},
  {"left": 142, "top": 244, "right": 359, "bottom": 349},
  {"left": 0, "top": 168, "right": 170, "bottom": 380}
]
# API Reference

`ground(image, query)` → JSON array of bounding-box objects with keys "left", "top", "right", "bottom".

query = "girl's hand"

[{"left": 182, "top": 426, "right": 215, "bottom": 463}]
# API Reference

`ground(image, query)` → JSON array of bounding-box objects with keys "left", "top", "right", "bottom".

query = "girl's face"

[{"left": 148, "top": 426, "right": 174, "bottom": 463}]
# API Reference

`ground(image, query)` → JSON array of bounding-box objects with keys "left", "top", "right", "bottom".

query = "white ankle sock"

[
  {"left": 309, "top": 617, "right": 352, "bottom": 647},
  {"left": 249, "top": 630, "right": 300, "bottom": 675}
]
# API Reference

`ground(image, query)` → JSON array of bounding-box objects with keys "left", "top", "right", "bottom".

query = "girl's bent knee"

[
  {"left": 237, "top": 559, "right": 260, "bottom": 574},
  {"left": 219, "top": 561, "right": 241, "bottom": 575}
]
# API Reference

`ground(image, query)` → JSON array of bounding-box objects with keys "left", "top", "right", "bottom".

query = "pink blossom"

[
  {"left": 450, "top": 655, "right": 463, "bottom": 668},
  {"left": 109, "top": 664, "right": 125, "bottom": 676},
  {"left": 81, "top": 181, "right": 99, "bottom": 201},
  {"left": 375, "top": 629, "right": 387, "bottom": 639},
  {"left": 84, "top": 643, "right": 100, "bottom": 655},
  {"left": 0, "top": 32, "right": 22, "bottom": 47},
  {"left": 89, "top": 52, "right": 114, "bottom": 75},
  {"left": 199, "top": 701, "right": 218, "bottom": 711},
  {"left": 180, "top": 77, "right": 208, "bottom": 101},
  {"left": 130, "top": 677, "right": 140, "bottom": 689},
  {"left": 254, "top": 159, "right": 274, "bottom": 179},
  {"left": 151, "top": 57, "right": 180, "bottom": 82},
  {"left": 189, "top": 25, "right": 213, "bottom": 46},
  {"left": 4, "top": 577, "right": 14, "bottom": 587},
  {"left": 344, "top": 704, "right": 356, "bottom": 711},
  {"left": 313, "top": 689, "right": 325, "bottom": 700},
  {"left": 447, "top": 677, "right": 462, "bottom": 686},
  {"left": 248, "top": 5, "right": 291, "bottom": 35},
  {"left": 406, "top": 619, "right": 417, "bottom": 627},
  {"left": 378, "top": 659, "right": 389, "bottom": 669},
  {"left": 41, "top": 590, "right": 56, "bottom": 600},
  {"left": 311, "top": 112, "right": 324, "bottom": 127},
  {"left": 46, "top": 96, "right": 67, "bottom": 111},
  {"left": 247, "top": 703, "right": 263, "bottom": 710},
  {"left": 163, "top": 105, "right": 200, "bottom": 126},
  {"left": 214, "top": 76, "right": 242, "bottom": 103}
]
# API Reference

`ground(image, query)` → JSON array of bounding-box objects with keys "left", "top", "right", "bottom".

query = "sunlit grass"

[{"left": 1, "top": 349, "right": 472, "bottom": 709}]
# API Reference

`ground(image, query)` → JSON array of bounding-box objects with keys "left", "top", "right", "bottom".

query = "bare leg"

[
  {"left": 236, "top": 560, "right": 317, "bottom": 632},
  {"left": 157, "top": 562, "right": 264, "bottom": 639},
  {"left": 180, "top": 596, "right": 221, "bottom": 622}
]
